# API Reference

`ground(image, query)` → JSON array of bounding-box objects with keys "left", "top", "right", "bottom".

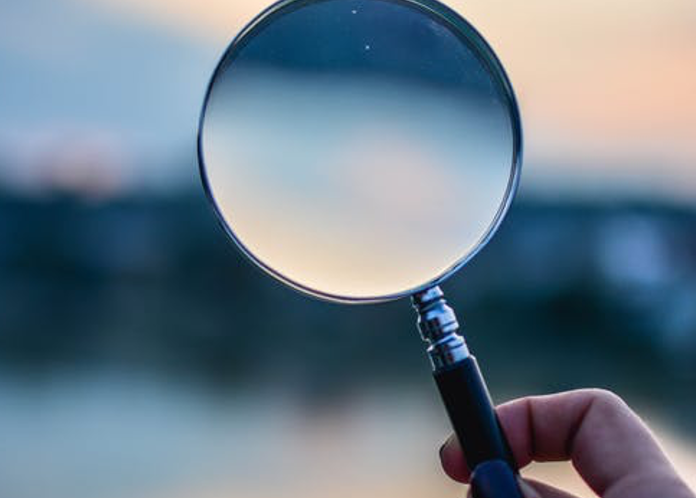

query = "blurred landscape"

[
  {"left": 1, "top": 0, "right": 695, "bottom": 497},
  {"left": 0, "top": 177, "right": 694, "bottom": 497},
  {"left": 1, "top": 184, "right": 696, "bottom": 404}
]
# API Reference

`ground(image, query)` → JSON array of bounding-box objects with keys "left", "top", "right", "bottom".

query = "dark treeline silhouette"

[{"left": 0, "top": 189, "right": 694, "bottom": 431}]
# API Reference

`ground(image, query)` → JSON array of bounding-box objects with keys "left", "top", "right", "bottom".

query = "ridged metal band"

[{"left": 412, "top": 286, "right": 470, "bottom": 371}]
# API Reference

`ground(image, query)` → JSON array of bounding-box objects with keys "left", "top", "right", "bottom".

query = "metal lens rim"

[{"left": 197, "top": 0, "right": 524, "bottom": 304}]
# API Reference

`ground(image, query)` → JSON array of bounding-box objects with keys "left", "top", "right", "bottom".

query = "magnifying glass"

[{"left": 198, "top": 0, "right": 523, "bottom": 496}]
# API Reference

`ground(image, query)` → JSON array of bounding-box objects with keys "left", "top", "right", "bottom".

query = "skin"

[{"left": 439, "top": 389, "right": 695, "bottom": 498}]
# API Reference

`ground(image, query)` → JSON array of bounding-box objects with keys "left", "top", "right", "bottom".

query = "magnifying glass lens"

[{"left": 199, "top": 0, "right": 521, "bottom": 302}]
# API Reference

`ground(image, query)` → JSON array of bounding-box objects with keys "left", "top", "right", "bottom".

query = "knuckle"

[{"left": 587, "top": 388, "right": 628, "bottom": 411}]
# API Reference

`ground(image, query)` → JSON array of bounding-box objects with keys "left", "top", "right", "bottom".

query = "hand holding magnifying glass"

[
  {"left": 442, "top": 390, "right": 695, "bottom": 498},
  {"left": 199, "top": 0, "right": 522, "bottom": 496}
]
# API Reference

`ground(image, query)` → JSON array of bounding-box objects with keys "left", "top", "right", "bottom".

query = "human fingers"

[{"left": 440, "top": 389, "right": 694, "bottom": 498}]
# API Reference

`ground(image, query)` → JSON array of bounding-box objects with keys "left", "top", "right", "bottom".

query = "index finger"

[{"left": 440, "top": 389, "right": 692, "bottom": 497}]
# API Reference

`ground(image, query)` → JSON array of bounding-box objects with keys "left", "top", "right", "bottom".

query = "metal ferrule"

[{"left": 412, "top": 286, "right": 470, "bottom": 371}]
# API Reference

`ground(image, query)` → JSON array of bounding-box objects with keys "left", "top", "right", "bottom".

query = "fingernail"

[
  {"left": 439, "top": 435, "right": 454, "bottom": 462},
  {"left": 517, "top": 478, "right": 542, "bottom": 498}
]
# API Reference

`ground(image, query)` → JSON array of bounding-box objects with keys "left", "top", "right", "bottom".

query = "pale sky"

[{"left": 1, "top": 0, "right": 695, "bottom": 200}]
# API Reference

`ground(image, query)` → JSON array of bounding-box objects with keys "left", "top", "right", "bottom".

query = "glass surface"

[{"left": 199, "top": 0, "right": 521, "bottom": 301}]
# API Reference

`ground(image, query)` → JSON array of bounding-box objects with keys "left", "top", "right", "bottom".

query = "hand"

[{"left": 439, "top": 389, "right": 695, "bottom": 498}]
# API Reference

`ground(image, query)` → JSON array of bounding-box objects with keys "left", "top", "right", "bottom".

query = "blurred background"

[{"left": 0, "top": 0, "right": 695, "bottom": 497}]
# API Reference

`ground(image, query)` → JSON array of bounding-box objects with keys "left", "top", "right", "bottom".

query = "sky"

[{"left": 0, "top": 0, "right": 694, "bottom": 201}]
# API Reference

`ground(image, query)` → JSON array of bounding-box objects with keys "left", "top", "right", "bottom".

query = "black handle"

[
  {"left": 412, "top": 287, "right": 522, "bottom": 498},
  {"left": 434, "top": 355, "right": 514, "bottom": 468},
  {"left": 435, "top": 355, "right": 523, "bottom": 498},
  {"left": 470, "top": 460, "right": 523, "bottom": 498}
]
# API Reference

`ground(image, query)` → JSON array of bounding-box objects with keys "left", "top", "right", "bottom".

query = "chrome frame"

[{"left": 197, "top": 0, "right": 523, "bottom": 304}]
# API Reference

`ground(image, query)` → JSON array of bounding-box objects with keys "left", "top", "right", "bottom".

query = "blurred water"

[
  {"left": 0, "top": 368, "right": 694, "bottom": 498},
  {"left": 0, "top": 367, "right": 448, "bottom": 498}
]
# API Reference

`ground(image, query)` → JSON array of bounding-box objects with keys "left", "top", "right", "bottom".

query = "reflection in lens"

[{"left": 200, "top": 0, "right": 520, "bottom": 300}]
